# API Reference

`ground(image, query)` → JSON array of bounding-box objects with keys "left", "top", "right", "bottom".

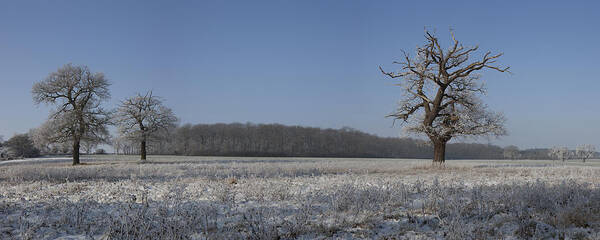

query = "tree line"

[
  {"left": 4, "top": 124, "right": 594, "bottom": 161},
  {"left": 502, "top": 145, "right": 598, "bottom": 162},
  {"left": 114, "top": 122, "right": 505, "bottom": 159},
  {"left": 6, "top": 121, "right": 594, "bottom": 161}
]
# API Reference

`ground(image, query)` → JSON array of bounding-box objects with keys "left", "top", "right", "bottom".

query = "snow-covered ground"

[
  {"left": 0, "top": 157, "right": 71, "bottom": 166},
  {"left": 1, "top": 156, "right": 600, "bottom": 239}
]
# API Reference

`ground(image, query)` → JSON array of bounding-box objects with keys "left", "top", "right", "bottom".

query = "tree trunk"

[
  {"left": 72, "top": 140, "right": 80, "bottom": 165},
  {"left": 141, "top": 140, "right": 147, "bottom": 161},
  {"left": 433, "top": 141, "right": 446, "bottom": 164}
]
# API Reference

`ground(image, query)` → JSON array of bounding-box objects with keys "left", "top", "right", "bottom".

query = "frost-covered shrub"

[{"left": 238, "top": 207, "right": 281, "bottom": 240}]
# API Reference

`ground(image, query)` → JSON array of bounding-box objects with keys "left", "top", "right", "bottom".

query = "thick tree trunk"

[
  {"left": 433, "top": 141, "right": 446, "bottom": 164},
  {"left": 72, "top": 140, "right": 80, "bottom": 165},
  {"left": 140, "top": 140, "right": 147, "bottom": 161}
]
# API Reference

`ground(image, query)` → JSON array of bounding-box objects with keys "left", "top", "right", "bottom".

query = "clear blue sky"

[{"left": 1, "top": 0, "right": 599, "bottom": 149}]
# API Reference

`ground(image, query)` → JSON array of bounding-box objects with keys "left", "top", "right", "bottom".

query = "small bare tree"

[
  {"left": 503, "top": 145, "right": 521, "bottom": 160},
  {"left": 0, "top": 136, "right": 7, "bottom": 159},
  {"left": 4, "top": 134, "right": 40, "bottom": 158},
  {"left": 81, "top": 140, "right": 99, "bottom": 155},
  {"left": 29, "top": 121, "right": 74, "bottom": 155},
  {"left": 380, "top": 30, "right": 509, "bottom": 163},
  {"left": 576, "top": 144, "right": 596, "bottom": 163},
  {"left": 0, "top": 136, "right": 4, "bottom": 155},
  {"left": 115, "top": 91, "right": 178, "bottom": 161},
  {"left": 32, "top": 64, "right": 111, "bottom": 165},
  {"left": 549, "top": 146, "right": 569, "bottom": 162}
]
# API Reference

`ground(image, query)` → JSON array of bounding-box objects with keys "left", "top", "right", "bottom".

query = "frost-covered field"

[{"left": 1, "top": 156, "right": 600, "bottom": 239}]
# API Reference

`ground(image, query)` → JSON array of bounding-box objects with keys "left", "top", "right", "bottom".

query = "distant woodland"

[
  {"left": 114, "top": 123, "right": 509, "bottom": 159},
  {"left": 2, "top": 122, "right": 566, "bottom": 160}
]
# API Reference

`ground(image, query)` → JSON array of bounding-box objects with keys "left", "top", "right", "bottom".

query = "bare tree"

[
  {"left": 576, "top": 144, "right": 596, "bottom": 163},
  {"left": 549, "top": 146, "right": 570, "bottom": 162},
  {"left": 81, "top": 140, "right": 99, "bottom": 155},
  {"left": 111, "top": 136, "right": 137, "bottom": 155},
  {"left": 0, "top": 149, "right": 9, "bottom": 160},
  {"left": 4, "top": 133, "right": 40, "bottom": 158},
  {"left": 28, "top": 127, "right": 50, "bottom": 154},
  {"left": 32, "top": 64, "right": 112, "bottom": 165},
  {"left": 115, "top": 91, "right": 178, "bottom": 161},
  {"left": 111, "top": 137, "right": 123, "bottom": 155},
  {"left": 29, "top": 122, "right": 74, "bottom": 155},
  {"left": 380, "top": 30, "right": 509, "bottom": 163},
  {"left": 0, "top": 135, "right": 4, "bottom": 157},
  {"left": 503, "top": 145, "right": 521, "bottom": 160}
]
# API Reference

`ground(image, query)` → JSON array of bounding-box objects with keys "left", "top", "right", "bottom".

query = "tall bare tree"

[
  {"left": 380, "top": 30, "right": 509, "bottom": 163},
  {"left": 32, "top": 64, "right": 111, "bottom": 165},
  {"left": 576, "top": 144, "right": 596, "bottom": 163},
  {"left": 115, "top": 91, "right": 178, "bottom": 161}
]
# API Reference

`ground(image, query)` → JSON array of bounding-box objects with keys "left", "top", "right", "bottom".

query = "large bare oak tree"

[
  {"left": 380, "top": 30, "right": 509, "bottom": 163},
  {"left": 32, "top": 64, "right": 111, "bottom": 165},
  {"left": 115, "top": 91, "right": 178, "bottom": 161}
]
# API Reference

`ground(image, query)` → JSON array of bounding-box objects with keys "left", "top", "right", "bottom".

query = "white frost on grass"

[{"left": 1, "top": 156, "right": 600, "bottom": 239}]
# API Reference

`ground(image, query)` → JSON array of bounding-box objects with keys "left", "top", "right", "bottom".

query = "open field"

[{"left": 1, "top": 156, "right": 600, "bottom": 239}]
